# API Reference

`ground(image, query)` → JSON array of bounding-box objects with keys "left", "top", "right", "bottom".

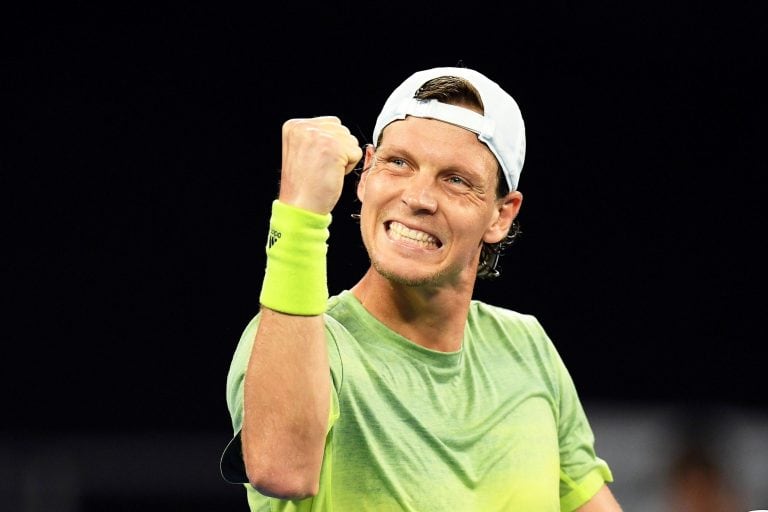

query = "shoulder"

[
  {"left": 469, "top": 300, "right": 547, "bottom": 336},
  {"left": 324, "top": 290, "right": 382, "bottom": 342},
  {"left": 467, "top": 300, "right": 561, "bottom": 361}
]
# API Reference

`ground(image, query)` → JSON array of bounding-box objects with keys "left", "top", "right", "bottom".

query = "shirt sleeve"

[{"left": 546, "top": 334, "right": 614, "bottom": 511}]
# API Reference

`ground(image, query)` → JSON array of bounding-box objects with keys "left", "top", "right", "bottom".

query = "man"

[{"left": 221, "top": 66, "right": 622, "bottom": 511}]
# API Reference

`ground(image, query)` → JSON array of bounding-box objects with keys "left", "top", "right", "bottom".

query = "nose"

[{"left": 401, "top": 174, "right": 438, "bottom": 214}]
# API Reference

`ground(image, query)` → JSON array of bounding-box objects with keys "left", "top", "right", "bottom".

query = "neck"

[{"left": 351, "top": 267, "right": 476, "bottom": 352}]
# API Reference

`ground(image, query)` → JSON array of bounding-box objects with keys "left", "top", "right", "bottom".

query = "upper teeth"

[{"left": 389, "top": 221, "right": 438, "bottom": 246}]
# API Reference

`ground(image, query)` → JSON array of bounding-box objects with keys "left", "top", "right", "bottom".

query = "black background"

[{"left": 4, "top": 0, "right": 765, "bottom": 479}]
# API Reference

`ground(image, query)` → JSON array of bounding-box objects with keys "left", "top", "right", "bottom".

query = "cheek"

[
  {"left": 454, "top": 210, "right": 497, "bottom": 249},
  {"left": 360, "top": 172, "right": 397, "bottom": 204}
]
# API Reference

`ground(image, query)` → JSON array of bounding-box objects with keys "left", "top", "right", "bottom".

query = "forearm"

[
  {"left": 237, "top": 117, "right": 360, "bottom": 498},
  {"left": 242, "top": 308, "right": 329, "bottom": 498},
  {"left": 240, "top": 201, "right": 332, "bottom": 498}
]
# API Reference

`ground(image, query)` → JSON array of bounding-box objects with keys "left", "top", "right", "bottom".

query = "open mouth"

[{"left": 386, "top": 221, "right": 442, "bottom": 249}]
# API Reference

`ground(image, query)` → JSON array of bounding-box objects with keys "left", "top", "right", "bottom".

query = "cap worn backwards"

[{"left": 372, "top": 67, "right": 526, "bottom": 191}]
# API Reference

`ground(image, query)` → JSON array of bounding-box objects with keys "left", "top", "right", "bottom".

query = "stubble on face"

[
  {"left": 371, "top": 258, "right": 448, "bottom": 288},
  {"left": 365, "top": 228, "right": 482, "bottom": 289}
]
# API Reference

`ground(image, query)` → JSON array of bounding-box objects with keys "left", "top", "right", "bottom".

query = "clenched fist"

[{"left": 278, "top": 116, "right": 363, "bottom": 215}]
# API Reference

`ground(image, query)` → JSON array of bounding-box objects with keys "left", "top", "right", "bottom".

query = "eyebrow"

[{"left": 377, "top": 143, "right": 490, "bottom": 184}]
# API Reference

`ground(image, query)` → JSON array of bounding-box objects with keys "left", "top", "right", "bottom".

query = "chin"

[{"left": 373, "top": 260, "right": 449, "bottom": 288}]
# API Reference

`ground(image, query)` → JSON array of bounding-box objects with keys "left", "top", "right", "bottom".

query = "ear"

[
  {"left": 356, "top": 144, "right": 377, "bottom": 202},
  {"left": 483, "top": 191, "right": 523, "bottom": 244}
]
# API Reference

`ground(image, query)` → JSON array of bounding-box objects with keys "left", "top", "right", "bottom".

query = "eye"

[
  {"left": 446, "top": 175, "right": 470, "bottom": 187},
  {"left": 380, "top": 157, "right": 411, "bottom": 175}
]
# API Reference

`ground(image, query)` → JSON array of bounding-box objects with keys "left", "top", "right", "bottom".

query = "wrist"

[
  {"left": 277, "top": 193, "right": 333, "bottom": 216},
  {"left": 259, "top": 200, "right": 332, "bottom": 316}
]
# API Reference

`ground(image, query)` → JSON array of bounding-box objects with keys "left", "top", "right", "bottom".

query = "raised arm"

[{"left": 241, "top": 117, "right": 361, "bottom": 499}]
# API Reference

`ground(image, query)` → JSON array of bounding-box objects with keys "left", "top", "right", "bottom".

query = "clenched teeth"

[{"left": 388, "top": 221, "right": 440, "bottom": 248}]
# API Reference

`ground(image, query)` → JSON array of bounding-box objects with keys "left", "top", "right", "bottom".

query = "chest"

[{"left": 328, "top": 345, "right": 561, "bottom": 510}]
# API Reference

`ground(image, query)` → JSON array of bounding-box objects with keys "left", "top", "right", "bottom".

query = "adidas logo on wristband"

[{"left": 268, "top": 228, "right": 281, "bottom": 249}]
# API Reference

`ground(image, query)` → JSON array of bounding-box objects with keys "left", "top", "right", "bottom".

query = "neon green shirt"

[{"left": 222, "top": 290, "right": 613, "bottom": 511}]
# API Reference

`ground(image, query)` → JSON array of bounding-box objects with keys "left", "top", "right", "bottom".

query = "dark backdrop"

[{"left": 3, "top": 2, "right": 765, "bottom": 508}]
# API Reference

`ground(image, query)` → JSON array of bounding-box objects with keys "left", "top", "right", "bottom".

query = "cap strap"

[{"left": 399, "top": 99, "right": 496, "bottom": 138}]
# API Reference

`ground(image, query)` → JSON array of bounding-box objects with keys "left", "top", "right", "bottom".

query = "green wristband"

[{"left": 259, "top": 200, "right": 332, "bottom": 315}]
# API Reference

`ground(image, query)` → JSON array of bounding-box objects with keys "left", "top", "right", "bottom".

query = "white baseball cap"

[{"left": 372, "top": 67, "right": 526, "bottom": 191}]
